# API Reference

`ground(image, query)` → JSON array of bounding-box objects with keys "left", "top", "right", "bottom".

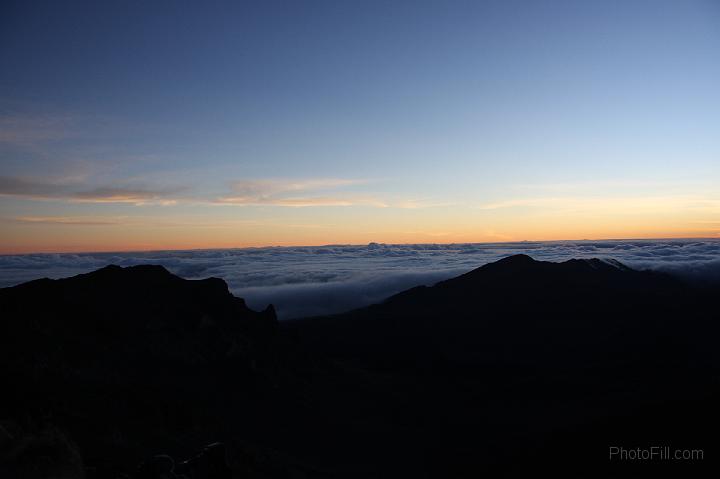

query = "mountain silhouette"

[
  {"left": 287, "top": 254, "right": 688, "bottom": 364},
  {"left": 2, "top": 256, "right": 720, "bottom": 478},
  {"left": 285, "top": 254, "right": 720, "bottom": 477},
  {"left": 0, "top": 265, "right": 308, "bottom": 478}
]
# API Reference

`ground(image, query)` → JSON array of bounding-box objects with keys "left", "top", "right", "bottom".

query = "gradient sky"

[{"left": 1, "top": 0, "right": 719, "bottom": 253}]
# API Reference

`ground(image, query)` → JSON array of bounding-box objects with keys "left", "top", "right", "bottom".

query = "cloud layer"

[
  {"left": 0, "top": 175, "right": 387, "bottom": 208},
  {"left": 0, "top": 175, "right": 183, "bottom": 205},
  {"left": 214, "top": 178, "right": 380, "bottom": 207},
  {"left": 1, "top": 239, "right": 719, "bottom": 319}
]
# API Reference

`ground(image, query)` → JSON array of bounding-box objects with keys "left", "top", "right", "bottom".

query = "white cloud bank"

[{"left": 1, "top": 239, "right": 719, "bottom": 319}]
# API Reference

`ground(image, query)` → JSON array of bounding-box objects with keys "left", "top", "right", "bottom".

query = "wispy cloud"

[
  {"left": 218, "top": 196, "right": 387, "bottom": 207},
  {"left": 230, "top": 178, "right": 363, "bottom": 196},
  {"left": 72, "top": 187, "right": 182, "bottom": 205},
  {"left": 214, "top": 179, "right": 453, "bottom": 209},
  {"left": 214, "top": 178, "right": 387, "bottom": 207},
  {"left": 0, "top": 175, "right": 183, "bottom": 205},
  {"left": 476, "top": 195, "right": 720, "bottom": 214},
  {"left": 1, "top": 173, "right": 456, "bottom": 210},
  {"left": 0, "top": 175, "right": 67, "bottom": 198},
  {"left": 0, "top": 175, "right": 387, "bottom": 207},
  {"left": 5, "top": 215, "right": 278, "bottom": 228},
  {"left": 10, "top": 216, "right": 124, "bottom": 226}
]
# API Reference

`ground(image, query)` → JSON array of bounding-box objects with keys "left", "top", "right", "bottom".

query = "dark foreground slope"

[
  {"left": 286, "top": 255, "right": 720, "bottom": 477},
  {"left": 0, "top": 265, "right": 397, "bottom": 478},
  {"left": 2, "top": 256, "right": 720, "bottom": 478},
  {"left": 0, "top": 265, "right": 287, "bottom": 477}
]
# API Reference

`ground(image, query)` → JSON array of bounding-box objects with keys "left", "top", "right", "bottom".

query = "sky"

[{"left": 1, "top": 0, "right": 720, "bottom": 253}]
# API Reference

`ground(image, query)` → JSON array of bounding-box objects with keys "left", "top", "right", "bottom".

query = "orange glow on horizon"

[
  {"left": 2, "top": 193, "right": 719, "bottom": 254},
  {"left": 1, "top": 230, "right": 718, "bottom": 255}
]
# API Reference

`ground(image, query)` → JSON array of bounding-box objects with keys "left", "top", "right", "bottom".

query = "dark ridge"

[
  {"left": 493, "top": 252, "right": 536, "bottom": 265},
  {"left": 0, "top": 264, "right": 293, "bottom": 477},
  {"left": 285, "top": 255, "right": 720, "bottom": 476}
]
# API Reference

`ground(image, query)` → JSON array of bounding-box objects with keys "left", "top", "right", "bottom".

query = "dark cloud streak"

[{"left": 0, "top": 175, "right": 182, "bottom": 204}]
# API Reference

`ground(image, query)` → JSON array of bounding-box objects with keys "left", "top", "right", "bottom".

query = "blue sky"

[{"left": 1, "top": 0, "right": 719, "bottom": 252}]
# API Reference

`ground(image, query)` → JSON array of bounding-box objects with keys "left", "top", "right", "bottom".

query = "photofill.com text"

[{"left": 609, "top": 446, "right": 703, "bottom": 461}]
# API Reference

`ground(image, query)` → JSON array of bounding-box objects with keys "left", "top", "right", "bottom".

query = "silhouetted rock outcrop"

[{"left": 0, "top": 265, "right": 289, "bottom": 478}]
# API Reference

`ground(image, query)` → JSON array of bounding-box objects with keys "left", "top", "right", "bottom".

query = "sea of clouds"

[{"left": 2, "top": 239, "right": 719, "bottom": 319}]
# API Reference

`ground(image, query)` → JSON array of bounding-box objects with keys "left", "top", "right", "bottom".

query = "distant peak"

[
  {"left": 459, "top": 254, "right": 637, "bottom": 282},
  {"left": 496, "top": 254, "right": 537, "bottom": 264},
  {"left": 78, "top": 264, "right": 175, "bottom": 283},
  {"left": 459, "top": 254, "right": 540, "bottom": 278}
]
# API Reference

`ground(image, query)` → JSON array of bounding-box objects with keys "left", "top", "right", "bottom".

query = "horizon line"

[{"left": 2, "top": 235, "right": 719, "bottom": 257}]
